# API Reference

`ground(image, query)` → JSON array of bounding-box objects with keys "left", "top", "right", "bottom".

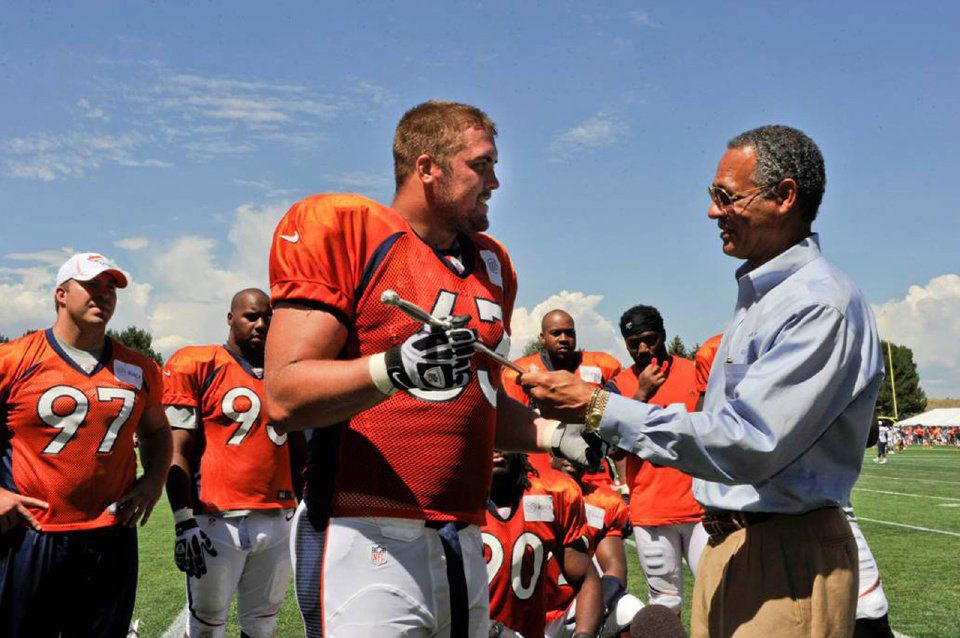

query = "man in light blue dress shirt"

[{"left": 523, "top": 125, "right": 884, "bottom": 637}]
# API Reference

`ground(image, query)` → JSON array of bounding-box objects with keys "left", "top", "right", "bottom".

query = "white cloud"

[
  {"left": 873, "top": 274, "right": 960, "bottom": 396},
  {"left": 114, "top": 237, "right": 150, "bottom": 251},
  {"left": 627, "top": 11, "right": 661, "bottom": 28},
  {"left": 510, "top": 290, "right": 628, "bottom": 363},
  {"left": 322, "top": 171, "right": 393, "bottom": 191},
  {"left": 2, "top": 132, "right": 171, "bottom": 181},
  {"left": 549, "top": 112, "right": 628, "bottom": 161},
  {"left": 76, "top": 98, "right": 109, "bottom": 121}
]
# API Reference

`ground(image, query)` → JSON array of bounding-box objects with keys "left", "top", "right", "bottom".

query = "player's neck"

[
  {"left": 225, "top": 340, "right": 263, "bottom": 368},
  {"left": 548, "top": 350, "right": 580, "bottom": 372},
  {"left": 489, "top": 475, "right": 523, "bottom": 510},
  {"left": 391, "top": 190, "right": 459, "bottom": 250},
  {"left": 51, "top": 317, "right": 106, "bottom": 352}
]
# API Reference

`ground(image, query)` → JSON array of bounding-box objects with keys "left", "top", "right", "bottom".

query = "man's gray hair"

[{"left": 728, "top": 125, "right": 826, "bottom": 222}]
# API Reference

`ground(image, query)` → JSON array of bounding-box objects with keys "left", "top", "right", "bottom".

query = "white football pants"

[
  {"left": 633, "top": 521, "right": 708, "bottom": 612},
  {"left": 844, "top": 509, "right": 890, "bottom": 619},
  {"left": 186, "top": 510, "right": 293, "bottom": 638}
]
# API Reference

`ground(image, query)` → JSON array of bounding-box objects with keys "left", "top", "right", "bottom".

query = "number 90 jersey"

[
  {"left": 162, "top": 345, "right": 295, "bottom": 514},
  {"left": 0, "top": 330, "right": 161, "bottom": 531},
  {"left": 270, "top": 194, "right": 517, "bottom": 525},
  {"left": 483, "top": 471, "right": 587, "bottom": 638}
]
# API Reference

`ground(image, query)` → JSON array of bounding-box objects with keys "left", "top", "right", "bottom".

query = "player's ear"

[
  {"left": 415, "top": 154, "right": 438, "bottom": 184},
  {"left": 227, "top": 311, "right": 234, "bottom": 327}
]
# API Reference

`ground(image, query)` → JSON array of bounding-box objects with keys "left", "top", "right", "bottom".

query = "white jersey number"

[
  {"left": 482, "top": 531, "right": 546, "bottom": 601},
  {"left": 407, "top": 291, "right": 509, "bottom": 408},
  {"left": 221, "top": 387, "right": 286, "bottom": 446},
  {"left": 39, "top": 385, "right": 136, "bottom": 455}
]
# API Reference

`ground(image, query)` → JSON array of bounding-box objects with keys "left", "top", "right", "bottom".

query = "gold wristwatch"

[{"left": 584, "top": 388, "right": 610, "bottom": 432}]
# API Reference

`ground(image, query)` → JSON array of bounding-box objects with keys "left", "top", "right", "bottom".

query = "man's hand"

[
  {"left": 385, "top": 315, "right": 478, "bottom": 391},
  {"left": 634, "top": 358, "right": 669, "bottom": 402},
  {"left": 114, "top": 473, "right": 164, "bottom": 527},
  {"left": 551, "top": 423, "right": 608, "bottom": 469},
  {"left": 0, "top": 488, "right": 48, "bottom": 534},
  {"left": 174, "top": 516, "right": 218, "bottom": 578},
  {"left": 519, "top": 370, "right": 594, "bottom": 422}
]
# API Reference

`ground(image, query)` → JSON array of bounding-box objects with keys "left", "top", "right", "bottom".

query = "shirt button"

[{"left": 609, "top": 434, "right": 620, "bottom": 444}]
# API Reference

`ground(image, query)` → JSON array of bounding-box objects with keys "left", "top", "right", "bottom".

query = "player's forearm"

[
  {"left": 571, "top": 563, "right": 603, "bottom": 635},
  {"left": 265, "top": 356, "right": 388, "bottom": 431},
  {"left": 137, "top": 425, "right": 172, "bottom": 487},
  {"left": 596, "top": 537, "right": 628, "bottom": 582},
  {"left": 493, "top": 389, "right": 559, "bottom": 452}
]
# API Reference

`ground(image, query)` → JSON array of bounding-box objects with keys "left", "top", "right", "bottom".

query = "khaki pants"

[{"left": 691, "top": 507, "right": 858, "bottom": 638}]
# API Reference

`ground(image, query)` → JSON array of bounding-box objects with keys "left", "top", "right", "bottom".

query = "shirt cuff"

[{"left": 598, "top": 393, "right": 655, "bottom": 452}]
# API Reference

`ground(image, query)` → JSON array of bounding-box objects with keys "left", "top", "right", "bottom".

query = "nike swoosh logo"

[
  {"left": 163, "top": 370, "right": 171, "bottom": 376},
  {"left": 280, "top": 231, "right": 299, "bottom": 243}
]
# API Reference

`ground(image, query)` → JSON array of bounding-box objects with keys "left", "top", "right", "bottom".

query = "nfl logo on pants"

[{"left": 370, "top": 544, "right": 388, "bottom": 566}]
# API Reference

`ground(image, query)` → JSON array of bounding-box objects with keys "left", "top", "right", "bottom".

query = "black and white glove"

[
  {"left": 489, "top": 619, "right": 525, "bottom": 638},
  {"left": 550, "top": 423, "right": 608, "bottom": 470},
  {"left": 174, "top": 514, "right": 218, "bottom": 578},
  {"left": 384, "top": 315, "right": 478, "bottom": 391},
  {"left": 601, "top": 574, "right": 628, "bottom": 613}
]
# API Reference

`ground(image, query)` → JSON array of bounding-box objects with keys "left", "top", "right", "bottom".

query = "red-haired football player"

[
  {"left": 163, "top": 289, "right": 303, "bottom": 638},
  {"left": 265, "top": 101, "right": 599, "bottom": 636},
  {"left": 0, "top": 253, "right": 171, "bottom": 637},
  {"left": 606, "top": 305, "right": 707, "bottom": 615},
  {"left": 484, "top": 452, "right": 601, "bottom": 638},
  {"left": 544, "top": 456, "right": 644, "bottom": 637},
  {"left": 501, "top": 310, "right": 623, "bottom": 489}
]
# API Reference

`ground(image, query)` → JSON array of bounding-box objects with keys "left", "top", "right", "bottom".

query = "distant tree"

[
  {"left": 667, "top": 335, "right": 689, "bottom": 359},
  {"left": 689, "top": 342, "right": 701, "bottom": 357},
  {"left": 22, "top": 329, "right": 39, "bottom": 337},
  {"left": 0, "top": 334, "right": 8, "bottom": 344},
  {"left": 108, "top": 326, "right": 163, "bottom": 365},
  {"left": 522, "top": 339, "right": 545, "bottom": 357},
  {"left": 876, "top": 340, "right": 927, "bottom": 420}
]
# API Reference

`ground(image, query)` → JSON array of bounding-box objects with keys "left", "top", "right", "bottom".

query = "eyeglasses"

[{"left": 708, "top": 182, "right": 776, "bottom": 208}]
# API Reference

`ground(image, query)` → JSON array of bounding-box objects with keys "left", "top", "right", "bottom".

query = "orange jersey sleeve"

[
  {"left": 163, "top": 345, "right": 294, "bottom": 513},
  {"left": 0, "top": 331, "right": 161, "bottom": 531},
  {"left": 694, "top": 333, "right": 723, "bottom": 394},
  {"left": 609, "top": 358, "right": 704, "bottom": 526}
]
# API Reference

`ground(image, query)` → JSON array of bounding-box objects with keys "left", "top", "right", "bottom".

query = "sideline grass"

[{"left": 132, "top": 447, "right": 960, "bottom": 636}]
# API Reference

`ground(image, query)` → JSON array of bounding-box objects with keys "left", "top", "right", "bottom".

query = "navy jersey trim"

[
  {"left": 221, "top": 345, "right": 262, "bottom": 381},
  {"left": 604, "top": 379, "right": 622, "bottom": 395},
  {"left": 43, "top": 329, "right": 113, "bottom": 377},
  {"left": 354, "top": 231, "right": 404, "bottom": 311}
]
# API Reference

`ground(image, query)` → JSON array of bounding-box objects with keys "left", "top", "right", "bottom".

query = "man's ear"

[
  {"left": 415, "top": 154, "right": 438, "bottom": 184},
  {"left": 774, "top": 178, "right": 798, "bottom": 215}
]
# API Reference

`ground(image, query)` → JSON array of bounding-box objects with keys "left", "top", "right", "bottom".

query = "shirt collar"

[{"left": 735, "top": 233, "right": 822, "bottom": 302}]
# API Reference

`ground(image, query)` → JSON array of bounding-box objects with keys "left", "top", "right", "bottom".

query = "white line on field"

[
  {"left": 857, "top": 517, "right": 960, "bottom": 538},
  {"left": 161, "top": 606, "right": 189, "bottom": 638},
  {"left": 852, "top": 487, "right": 960, "bottom": 502},
  {"left": 857, "top": 475, "right": 960, "bottom": 485}
]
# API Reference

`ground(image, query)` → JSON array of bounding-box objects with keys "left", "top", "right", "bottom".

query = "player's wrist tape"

[
  {"left": 368, "top": 352, "right": 400, "bottom": 396},
  {"left": 173, "top": 507, "right": 194, "bottom": 524}
]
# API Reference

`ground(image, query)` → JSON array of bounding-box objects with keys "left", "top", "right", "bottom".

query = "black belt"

[
  {"left": 702, "top": 509, "right": 777, "bottom": 542},
  {"left": 425, "top": 521, "right": 469, "bottom": 636}
]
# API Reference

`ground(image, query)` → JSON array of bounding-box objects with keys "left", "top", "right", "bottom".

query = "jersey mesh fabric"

[
  {"left": 163, "top": 345, "right": 294, "bottom": 513},
  {"left": 331, "top": 232, "right": 511, "bottom": 524},
  {"left": 0, "top": 331, "right": 161, "bottom": 530},
  {"left": 483, "top": 471, "right": 586, "bottom": 638},
  {"left": 610, "top": 357, "right": 704, "bottom": 526},
  {"left": 694, "top": 333, "right": 723, "bottom": 394}
]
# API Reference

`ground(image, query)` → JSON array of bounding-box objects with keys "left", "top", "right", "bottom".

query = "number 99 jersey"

[
  {"left": 483, "top": 471, "right": 587, "bottom": 638},
  {"left": 162, "top": 345, "right": 295, "bottom": 514},
  {"left": 0, "top": 330, "right": 162, "bottom": 531},
  {"left": 270, "top": 194, "right": 517, "bottom": 525}
]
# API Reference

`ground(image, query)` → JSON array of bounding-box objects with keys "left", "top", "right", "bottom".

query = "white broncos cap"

[{"left": 56, "top": 252, "right": 129, "bottom": 288}]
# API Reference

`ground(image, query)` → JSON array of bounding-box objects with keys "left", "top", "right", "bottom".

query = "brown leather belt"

[{"left": 702, "top": 509, "right": 777, "bottom": 542}]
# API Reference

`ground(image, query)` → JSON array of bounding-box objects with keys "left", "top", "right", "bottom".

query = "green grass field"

[{"left": 132, "top": 447, "right": 960, "bottom": 637}]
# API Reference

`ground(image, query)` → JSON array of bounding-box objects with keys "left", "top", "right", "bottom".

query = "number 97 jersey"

[
  {"left": 162, "top": 345, "right": 295, "bottom": 514},
  {"left": 0, "top": 330, "right": 162, "bottom": 531}
]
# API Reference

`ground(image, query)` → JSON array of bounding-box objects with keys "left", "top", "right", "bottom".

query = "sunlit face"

[
  {"left": 707, "top": 147, "right": 782, "bottom": 265},
  {"left": 432, "top": 127, "right": 499, "bottom": 234},
  {"left": 228, "top": 294, "right": 271, "bottom": 358},
  {"left": 540, "top": 314, "right": 576, "bottom": 363},
  {"left": 57, "top": 274, "right": 118, "bottom": 327}
]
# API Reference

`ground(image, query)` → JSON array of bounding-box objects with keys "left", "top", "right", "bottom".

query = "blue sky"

[{"left": 2, "top": 1, "right": 958, "bottom": 396}]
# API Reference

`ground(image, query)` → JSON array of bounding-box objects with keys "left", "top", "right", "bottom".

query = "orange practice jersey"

[
  {"left": 544, "top": 480, "right": 630, "bottom": 621},
  {"left": 483, "top": 471, "right": 586, "bottom": 638},
  {"left": 694, "top": 333, "right": 723, "bottom": 395},
  {"left": 270, "top": 194, "right": 517, "bottom": 525},
  {"left": 162, "top": 345, "right": 295, "bottom": 513},
  {"left": 0, "top": 330, "right": 161, "bottom": 531},
  {"left": 503, "top": 351, "right": 621, "bottom": 485},
  {"left": 608, "top": 357, "right": 703, "bottom": 526}
]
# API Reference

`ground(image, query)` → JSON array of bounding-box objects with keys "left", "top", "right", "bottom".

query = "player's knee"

[
  {"left": 647, "top": 588, "right": 682, "bottom": 614},
  {"left": 602, "top": 594, "right": 644, "bottom": 636},
  {"left": 638, "top": 544, "right": 671, "bottom": 578},
  {"left": 188, "top": 613, "right": 228, "bottom": 638},
  {"left": 237, "top": 613, "right": 279, "bottom": 638},
  {"left": 856, "top": 585, "right": 889, "bottom": 620}
]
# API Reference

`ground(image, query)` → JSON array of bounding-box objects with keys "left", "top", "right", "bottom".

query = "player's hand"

[
  {"left": 634, "top": 358, "right": 669, "bottom": 402},
  {"left": 0, "top": 488, "right": 48, "bottom": 534},
  {"left": 600, "top": 574, "right": 627, "bottom": 612},
  {"left": 385, "top": 315, "right": 478, "bottom": 391},
  {"left": 551, "top": 423, "right": 608, "bottom": 470},
  {"left": 489, "top": 619, "right": 525, "bottom": 637},
  {"left": 174, "top": 517, "right": 218, "bottom": 578},
  {"left": 114, "top": 474, "right": 164, "bottom": 528},
  {"left": 519, "top": 370, "right": 593, "bottom": 422}
]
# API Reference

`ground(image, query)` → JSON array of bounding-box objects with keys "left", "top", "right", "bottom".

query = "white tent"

[{"left": 895, "top": 408, "right": 960, "bottom": 428}]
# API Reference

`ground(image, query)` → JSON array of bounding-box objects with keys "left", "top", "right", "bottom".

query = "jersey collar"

[{"left": 44, "top": 328, "right": 113, "bottom": 377}]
